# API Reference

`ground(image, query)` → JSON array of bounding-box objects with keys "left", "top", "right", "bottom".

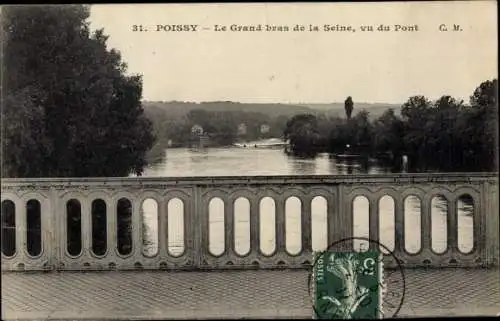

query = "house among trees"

[
  {"left": 237, "top": 123, "right": 247, "bottom": 136},
  {"left": 189, "top": 124, "right": 210, "bottom": 149},
  {"left": 260, "top": 124, "right": 270, "bottom": 134},
  {"left": 191, "top": 124, "right": 204, "bottom": 136}
]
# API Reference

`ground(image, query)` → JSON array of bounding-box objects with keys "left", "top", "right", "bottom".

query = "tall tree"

[
  {"left": 344, "top": 96, "right": 354, "bottom": 120},
  {"left": 1, "top": 5, "right": 155, "bottom": 177}
]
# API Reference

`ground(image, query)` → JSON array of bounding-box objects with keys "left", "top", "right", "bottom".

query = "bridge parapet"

[{"left": 1, "top": 173, "right": 498, "bottom": 271}]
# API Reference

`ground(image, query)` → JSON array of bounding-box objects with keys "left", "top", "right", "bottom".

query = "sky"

[{"left": 89, "top": 2, "right": 498, "bottom": 104}]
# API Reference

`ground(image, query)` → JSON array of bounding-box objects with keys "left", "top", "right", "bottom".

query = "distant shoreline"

[{"left": 142, "top": 100, "right": 403, "bottom": 106}]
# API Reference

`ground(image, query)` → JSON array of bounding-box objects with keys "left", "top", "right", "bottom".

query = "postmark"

[{"left": 308, "top": 237, "right": 406, "bottom": 319}]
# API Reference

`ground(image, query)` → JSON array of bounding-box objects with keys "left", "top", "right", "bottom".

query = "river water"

[{"left": 135, "top": 143, "right": 474, "bottom": 257}]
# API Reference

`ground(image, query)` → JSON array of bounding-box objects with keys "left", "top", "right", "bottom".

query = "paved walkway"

[{"left": 2, "top": 268, "right": 499, "bottom": 320}]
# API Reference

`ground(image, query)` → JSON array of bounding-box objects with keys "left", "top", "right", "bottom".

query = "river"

[{"left": 135, "top": 142, "right": 474, "bottom": 257}]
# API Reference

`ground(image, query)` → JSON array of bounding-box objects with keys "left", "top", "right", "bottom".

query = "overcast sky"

[{"left": 89, "top": 2, "right": 497, "bottom": 104}]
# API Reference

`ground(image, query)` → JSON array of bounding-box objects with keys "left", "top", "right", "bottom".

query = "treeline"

[
  {"left": 144, "top": 107, "right": 290, "bottom": 160},
  {"left": 285, "top": 79, "right": 498, "bottom": 172}
]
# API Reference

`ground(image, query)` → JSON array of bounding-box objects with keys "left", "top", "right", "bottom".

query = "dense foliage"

[
  {"left": 284, "top": 114, "right": 321, "bottom": 157},
  {"left": 285, "top": 79, "right": 498, "bottom": 172},
  {"left": 1, "top": 5, "right": 155, "bottom": 178},
  {"left": 143, "top": 106, "right": 290, "bottom": 161}
]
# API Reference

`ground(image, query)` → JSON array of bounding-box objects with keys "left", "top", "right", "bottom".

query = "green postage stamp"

[{"left": 312, "top": 251, "right": 384, "bottom": 319}]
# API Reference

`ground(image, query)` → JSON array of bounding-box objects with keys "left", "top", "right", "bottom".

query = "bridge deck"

[{"left": 2, "top": 268, "right": 499, "bottom": 320}]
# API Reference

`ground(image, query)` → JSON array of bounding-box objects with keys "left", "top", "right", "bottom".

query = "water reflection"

[
  {"left": 378, "top": 196, "right": 395, "bottom": 253},
  {"left": 141, "top": 147, "right": 411, "bottom": 177},
  {"left": 353, "top": 196, "right": 370, "bottom": 251},
  {"left": 259, "top": 197, "right": 276, "bottom": 255},
  {"left": 141, "top": 199, "right": 158, "bottom": 257},
  {"left": 458, "top": 195, "right": 474, "bottom": 216},
  {"left": 457, "top": 195, "right": 474, "bottom": 253},
  {"left": 404, "top": 195, "right": 422, "bottom": 254},
  {"left": 290, "top": 156, "right": 317, "bottom": 175},
  {"left": 431, "top": 195, "right": 448, "bottom": 253}
]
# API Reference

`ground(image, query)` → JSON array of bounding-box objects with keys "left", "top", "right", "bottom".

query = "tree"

[
  {"left": 373, "top": 108, "right": 404, "bottom": 157},
  {"left": 397, "top": 87, "right": 497, "bottom": 172},
  {"left": 429, "top": 96, "right": 463, "bottom": 168},
  {"left": 213, "top": 123, "right": 236, "bottom": 146},
  {"left": 400, "top": 95, "right": 433, "bottom": 162},
  {"left": 1, "top": 5, "right": 155, "bottom": 178},
  {"left": 187, "top": 109, "right": 211, "bottom": 130},
  {"left": 470, "top": 79, "right": 498, "bottom": 110},
  {"left": 1, "top": 87, "right": 53, "bottom": 177},
  {"left": 327, "top": 116, "right": 348, "bottom": 153},
  {"left": 344, "top": 96, "right": 354, "bottom": 120},
  {"left": 315, "top": 114, "right": 333, "bottom": 148},
  {"left": 284, "top": 114, "right": 321, "bottom": 157},
  {"left": 273, "top": 115, "right": 290, "bottom": 138},
  {"left": 350, "top": 110, "right": 373, "bottom": 154},
  {"left": 465, "top": 79, "right": 498, "bottom": 170}
]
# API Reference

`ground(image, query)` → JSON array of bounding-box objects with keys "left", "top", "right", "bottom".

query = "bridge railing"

[{"left": 1, "top": 173, "right": 498, "bottom": 271}]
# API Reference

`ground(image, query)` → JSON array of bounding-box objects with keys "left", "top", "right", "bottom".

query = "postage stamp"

[
  {"left": 312, "top": 251, "right": 383, "bottom": 319},
  {"left": 309, "top": 237, "right": 406, "bottom": 319}
]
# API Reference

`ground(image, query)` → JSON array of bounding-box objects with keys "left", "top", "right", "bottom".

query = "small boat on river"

[{"left": 331, "top": 153, "right": 363, "bottom": 159}]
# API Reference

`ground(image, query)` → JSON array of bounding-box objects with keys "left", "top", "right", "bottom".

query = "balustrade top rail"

[
  {"left": 1, "top": 172, "right": 498, "bottom": 272},
  {"left": 2, "top": 172, "right": 498, "bottom": 187}
]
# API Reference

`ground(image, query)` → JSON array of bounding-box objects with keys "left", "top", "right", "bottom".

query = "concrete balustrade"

[{"left": 1, "top": 173, "right": 498, "bottom": 271}]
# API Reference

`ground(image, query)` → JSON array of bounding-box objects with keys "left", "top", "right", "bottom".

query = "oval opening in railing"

[
  {"left": 234, "top": 197, "right": 250, "bottom": 256},
  {"left": 404, "top": 195, "right": 422, "bottom": 254},
  {"left": 431, "top": 195, "right": 448, "bottom": 254},
  {"left": 457, "top": 194, "right": 474, "bottom": 254},
  {"left": 1, "top": 200, "right": 16, "bottom": 257},
  {"left": 91, "top": 199, "right": 107, "bottom": 256},
  {"left": 259, "top": 197, "right": 276, "bottom": 256},
  {"left": 117, "top": 198, "right": 133, "bottom": 256},
  {"left": 285, "top": 196, "right": 302, "bottom": 255},
  {"left": 142, "top": 198, "right": 159, "bottom": 257},
  {"left": 379, "top": 195, "right": 395, "bottom": 254},
  {"left": 352, "top": 196, "right": 369, "bottom": 252},
  {"left": 167, "top": 198, "right": 185, "bottom": 257},
  {"left": 66, "top": 199, "right": 82, "bottom": 257},
  {"left": 209, "top": 197, "right": 225, "bottom": 256},
  {"left": 26, "top": 199, "right": 42, "bottom": 257},
  {"left": 311, "top": 196, "right": 327, "bottom": 252}
]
